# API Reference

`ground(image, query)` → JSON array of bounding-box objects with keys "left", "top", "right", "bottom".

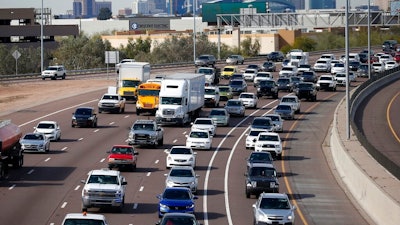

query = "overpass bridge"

[{"left": 216, "top": 10, "right": 400, "bottom": 31}]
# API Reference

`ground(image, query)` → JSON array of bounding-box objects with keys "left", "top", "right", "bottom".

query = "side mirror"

[{"left": 81, "top": 179, "right": 86, "bottom": 184}]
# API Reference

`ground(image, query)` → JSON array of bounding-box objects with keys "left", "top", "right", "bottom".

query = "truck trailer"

[
  {"left": 155, "top": 73, "right": 205, "bottom": 126},
  {"left": 117, "top": 62, "right": 151, "bottom": 101},
  {"left": 0, "top": 120, "right": 24, "bottom": 179}
]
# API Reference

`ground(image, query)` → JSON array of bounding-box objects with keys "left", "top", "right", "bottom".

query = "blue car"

[{"left": 157, "top": 187, "right": 198, "bottom": 218}]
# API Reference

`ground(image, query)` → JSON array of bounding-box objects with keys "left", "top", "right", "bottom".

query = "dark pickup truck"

[
  {"left": 256, "top": 80, "right": 279, "bottom": 99},
  {"left": 295, "top": 82, "right": 317, "bottom": 101}
]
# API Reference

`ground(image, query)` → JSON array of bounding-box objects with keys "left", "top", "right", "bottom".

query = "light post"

[
  {"left": 345, "top": 0, "right": 350, "bottom": 140},
  {"left": 193, "top": 0, "right": 196, "bottom": 63},
  {"left": 368, "top": 0, "right": 371, "bottom": 79},
  {"left": 41, "top": 0, "right": 44, "bottom": 74}
]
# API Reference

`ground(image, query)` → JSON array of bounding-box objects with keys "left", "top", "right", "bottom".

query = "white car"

[
  {"left": 384, "top": 60, "right": 399, "bottom": 70},
  {"left": 279, "top": 66, "right": 298, "bottom": 77},
  {"left": 297, "top": 64, "right": 312, "bottom": 73},
  {"left": 379, "top": 54, "right": 393, "bottom": 64},
  {"left": 191, "top": 118, "right": 216, "bottom": 136},
  {"left": 166, "top": 146, "right": 197, "bottom": 169},
  {"left": 41, "top": 65, "right": 66, "bottom": 80},
  {"left": 334, "top": 73, "right": 348, "bottom": 86},
  {"left": 330, "top": 59, "right": 342, "bottom": 69},
  {"left": 372, "top": 62, "right": 385, "bottom": 73},
  {"left": 254, "top": 132, "right": 283, "bottom": 159},
  {"left": 164, "top": 166, "right": 199, "bottom": 193},
  {"left": 330, "top": 63, "right": 345, "bottom": 74},
  {"left": 253, "top": 72, "right": 273, "bottom": 87},
  {"left": 264, "top": 114, "right": 284, "bottom": 133},
  {"left": 33, "top": 120, "right": 61, "bottom": 141},
  {"left": 238, "top": 92, "right": 258, "bottom": 109},
  {"left": 246, "top": 129, "right": 267, "bottom": 149},
  {"left": 186, "top": 129, "right": 213, "bottom": 150},
  {"left": 242, "top": 68, "right": 258, "bottom": 81},
  {"left": 313, "top": 59, "right": 331, "bottom": 72}
]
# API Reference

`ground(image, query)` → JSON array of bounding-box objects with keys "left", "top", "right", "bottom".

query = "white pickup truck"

[
  {"left": 279, "top": 95, "right": 301, "bottom": 114},
  {"left": 98, "top": 93, "right": 126, "bottom": 113}
]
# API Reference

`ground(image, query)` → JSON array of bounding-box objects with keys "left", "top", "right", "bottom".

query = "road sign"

[
  {"left": 12, "top": 50, "right": 21, "bottom": 60},
  {"left": 105, "top": 51, "right": 119, "bottom": 64}
]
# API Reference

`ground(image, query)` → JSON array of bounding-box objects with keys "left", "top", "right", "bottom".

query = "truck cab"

[{"left": 117, "top": 62, "right": 151, "bottom": 101}]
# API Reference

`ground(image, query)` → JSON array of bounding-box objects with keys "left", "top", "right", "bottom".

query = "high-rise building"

[
  {"left": 73, "top": 0, "right": 83, "bottom": 18},
  {"left": 95, "top": 1, "right": 112, "bottom": 15},
  {"left": 82, "top": 0, "right": 95, "bottom": 18}
]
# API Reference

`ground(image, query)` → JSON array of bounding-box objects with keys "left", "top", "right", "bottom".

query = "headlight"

[
  {"left": 72, "top": 116, "right": 76, "bottom": 120},
  {"left": 187, "top": 204, "right": 195, "bottom": 209},
  {"left": 89, "top": 116, "right": 94, "bottom": 120},
  {"left": 287, "top": 214, "right": 294, "bottom": 220},
  {"left": 166, "top": 180, "right": 175, "bottom": 186},
  {"left": 83, "top": 189, "right": 89, "bottom": 197},
  {"left": 189, "top": 157, "right": 194, "bottom": 162}
]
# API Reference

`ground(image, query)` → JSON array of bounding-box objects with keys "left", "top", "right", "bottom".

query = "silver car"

[
  {"left": 224, "top": 99, "right": 245, "bottom": 117},
  {"left": 20, "top": 133, "right": 50, "bottom": 153},
  {"left": 253, "top": 193, "right": 296, "bottom": 225},
  {"left": 208, "top": 108, "right": 230, "bottom": 127},
  {"left": 164, "top": 166, "right": 199, "bottom": 193},
  {"left": 263, "top": 114, "right": 284, "bottom": 133}
]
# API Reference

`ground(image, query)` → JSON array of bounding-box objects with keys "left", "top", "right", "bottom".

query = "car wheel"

[
  {"left": 94, "top": 121, "right": 98, "bottom": 128},
  {"left": 246, "top": 191, "right": 251, "bottom": 198},
  {"left": 116, "top": 198, "right": 124, "bottom": 213},
  {"left": 62, "top": 74, "right": 66, "bottom": 79},
  {"left": 158, "top": 138, "right": 164, "bottom": 146},
  {"left": 42, "top": 77, "right": 45, "bottom": 80}
]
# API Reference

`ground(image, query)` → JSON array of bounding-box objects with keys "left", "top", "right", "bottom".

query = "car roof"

[
  {"left": 259, "top": 132, "right": 279, "bottom": 136},
  {"left": 248, "top": 162, "right": 275, "bottom": 168},
  {"left": 134, "top": 119, "right": 155, "bottom": 124},
  {"left": 63, "top": 213, "right": 106, "bottom": 221},
  {"left": 259, "top": 192, "right": 289, "bottom": 199},
  {"left": 37, "top": 120, "right": 57, "bottom": 124},
  {"left": 89, "top": 168, "right": 120, "bottom": 176}
]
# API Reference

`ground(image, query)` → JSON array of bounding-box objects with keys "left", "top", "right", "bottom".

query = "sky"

[{"left": 0, "top": 0, "right": 371, "bottom": 15}]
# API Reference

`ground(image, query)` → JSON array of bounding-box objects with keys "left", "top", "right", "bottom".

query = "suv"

[
  {"left": 252, "top": 193, "right": 296, "bottom": 225},
  {"left": 71, "top": 107, "right": 98, "bottom": 128},
  {"left": 257, "top": 80, "right": 279, "bottom": 99},
  {"left": 316, "top": 74, "right": 337, "bottom": 91},
  {"left": 245, "top": 163, "right": 279, "bottom": 198},
  {"left": 204, "top": 86, "right": 220, "bottom": 107},
  {"left": 280, "top": 95, "right": 301, "bottom": 114},
  {"left": 127, "top": 119, "right": 164, "bottom": 147},
  {"left": 195, "top": 54, "right": 216, "bottom": 67},
  {"left": 295, "top": 82, "right": 317, "bottom": 102},
  {"left": 41, "top": 65, "right": 66, "bottom": 80},
  {"left": 266, "top": 51, "right": 284, "bottom": 62},
  {"left": 61, "top": 213, "right": 109, "bottom": 225},
  {"left": 81, "top": 168, "right": 127, "bottom": 212}
]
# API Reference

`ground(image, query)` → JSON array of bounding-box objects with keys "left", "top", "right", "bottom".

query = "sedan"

[
  {"left": 242, "top": 68, "right": 258, "bottom": 82},
  {"left": 107, "top": 145, "right": 139, "bottom": 171},
  {"left": 186, "top": 129, "right": 212, "bottom": 150},
  {"left": 313, "top": 59, "right": 331, "bottom": 72},
  {"left": 166, "top": 146, "right": 197, "bottom": 168},
  {"left": 20, "top": 133, "right": 50, "bottom": 153},
  {"left": 239, "top": 92, "right": 258, "bottom": 108},
  {"left": 263, "top": 114, "right": 284, "bottom": 133},
  {"left": 301, "top": 71, "right": 318, "bottom": 83},
  {"left": 246, "top": 129, "right": 266, "bottom": 150},
  {"left": 156, "top": 213, "right": 200, "bottom": 225},
  {"left": 277, "top": 77, "right": 294, "bottom": 92},
  {"left": 218, "top": 86, "right": 233, "bottom": 101},
  {"left": 164, "top": 166, "right": 199, "bottom": 193},
  {"left": 33, "top": 120, "right": 61, "bottom": 141},
  {"left": 224, "top": 99, "right": 245, "bottom": 117},
  {"left": 226, "top": 54, "right": 244, "bottom": 65},
  {"left": 384, "top": 60, "right": 399, "bottom": 70},
  {"left": 274, "top": 104, "right": 294, "bottom": 120},
  {"left": 261, "top": 61, "right": 276, "bottom": 72},
  {"left": 190, "top": 118, "right": 216, "bottom": 136},
  {"left": 229, "top": 79, "right": 247, "bottom": 95},
  {"left": 209, "top": 108, "right": 230, "bottom": 127},
  {"left": 157, "top": 187, "right": 198, "bottom": 218},
  {"left": 253, "top": 193, "right": 296, "bottom": 225}
]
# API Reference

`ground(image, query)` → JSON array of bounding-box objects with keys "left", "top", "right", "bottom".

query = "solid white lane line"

[
  {"left": 139, "top": 186, "right": 144, "bottom": 192},
  {"left": 44, "top": 157, "right": 51, "bottom": 162}
]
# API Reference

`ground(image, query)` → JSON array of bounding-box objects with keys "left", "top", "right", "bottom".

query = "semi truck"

[
  {"left": 0, "top": 120, "right": 24, "bottom": 179},
  {"left": 117, "top": 62, "right": 151, "bottom": 101},
  {"left": 136, "top": 82, "right": 161, "bottom": 115},
  {"left": 155, "top": 73, "right": 205, "bottom": 126},
  {"left": 288, "top": 51, "right": 309, "bottom": 67}
]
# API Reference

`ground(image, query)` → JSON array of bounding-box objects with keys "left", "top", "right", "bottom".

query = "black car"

[
  {"left": 246, "top": 152, "right": 274, "bottom": 168},
  {"left": 261, "top": 61, "right": 276, "bottom": 72},
  {"left": 245, "top": 163, "right": 279, "bottom": 198},
  {"left": 256, "top": 80, "right": 279, "bottom": 99},
  {"left": 301, "top": 71, "right": 318, "bottom": 83},
  {"left": 295, "top": 82, "right": 317, "bottom": 102},
  {"left": 266, "top": 51, "right": 285, "bottom": 62},
  {"left": 71, "top": 107, "right": 98, "bottom": 128},
  {"left": 349, "top": 60, "right": 361, "bottom": 71},
  {"left": 276, "top": 77, "right": 294, "bottom": 92},
  {"left": 358, "top": 53, "right": 368, "bottom": 63}
]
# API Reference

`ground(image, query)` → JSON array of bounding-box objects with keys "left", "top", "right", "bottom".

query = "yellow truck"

[
  {"left": 135, "top": 82, "right": 161, "bottom": 115},
  {"left": 117, "top": 62, "right": 151, "bottom": 101}
]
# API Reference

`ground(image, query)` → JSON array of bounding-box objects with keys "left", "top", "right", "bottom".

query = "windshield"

[
  {"left": 198, "top": 68, "right": 213, "bottom": 74},
  {"left": 75, "top": 108, "right": 92, "bottom": 115},
  {"left": 189, "top": 131, "right": 209, "bottom": 138},
  {"left": 281, "top": 97, "right": 296, "bottom": 103},
  {"left": 23, "top": 134, "right": 43, "bottom": 140},
  {"left": 319, "top": 76, "right": 333, "bottom": 80},
  {"left": 249, "top": 153, "right": 272, "bottom": 161},
  {"left": 160, "top": 97, "right": 182, "bottom": 105},
  {"left": 265, "top": 116, "right": 279, "bottom": 122},
  {"left": 223, "top": 67, "right": 235, "bottom": 72},
  {"left": 210, "top": 110, "right": 226, "bottom": 116},
  {"left": 260, "top": 81, "right": 274, "bottom": 87},
  {"left": 37, "top": 123, "right": 55, "bottom": 129},
  {"left": 63, "top": 219, "right": 105, "bottom": 225},
  {"left": 163, "top": 189, "right": 190, "bottom": 200},
  {"left": 249, "top": 130, "right": 264, "bottom": 137},
  {"left": 170, "top": 147, "right": 192, "bottom": 154},
  {"left": 259, "top": 135, "right": 279, "bottom": 141},
  {"left": 132, "top": 123, "right": 154, "bottom": 131},
  {"left": 276, "top": 105, "right": 291, "bottom": 110},
  {"left": 219, "top": 87, "right": 230, "bottom": 92},
  {"left": 170, "top": 169, "right": 194, "bottom": 177},
  {"left": 260, "top": 198, "right": 290, "bottom": 209},
  {"left": 195, "top": 119, "right": 213, "bottom": 125},
  {"left": 160, "top": 217, "right": 196, "bottom": 225},
  {"left": 250, "top": 167, "right": 276, "bottom": 177},
  {"left": 138, "top": 89, "right": 160, "bottom": 96},
  {"left": 226, "top": 100, "right": 242, "bottom": 106},
  {"left": 111, "top": 146, "right": 133, "bottom": 154},
  {"left": 297, "top": 83, "right": 313, "bottom": 89},
  {"left": 122, "top": 80, "right": 140, "bottom": 88},
  {"left": 230, "top": 80, "right": 243, "bottom": 86},
  {"left": 240, "top": 94, "right": 253, "bottom": 99},
  {"left": 252, "top": 118, "right": 272, "bottom": 126},
  {"left": 88, "top": 175, "right": 119, "bottom": 185},
  {"left": 205, "top": 89, "right": 216, "bottom": 94},
  {"left": 277, "top": 79, "right": 289, "bottom": 84}
]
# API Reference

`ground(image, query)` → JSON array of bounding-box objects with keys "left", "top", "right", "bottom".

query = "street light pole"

[
  {"left": 368, "top": 0, "right": 371, "bottom": 79},
  {"left": 41, "top": 0, "right": 44, "bottom": 73},
  {"left": 193, "top": 0, "right": 196, "bottom": 63},
  {"left": 345, "top": 0, "right": 350, "bottom": 140}
]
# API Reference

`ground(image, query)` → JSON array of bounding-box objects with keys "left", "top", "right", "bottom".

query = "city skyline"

[{"left": 0, "top": 0, "right": 374, "bottom": 16}]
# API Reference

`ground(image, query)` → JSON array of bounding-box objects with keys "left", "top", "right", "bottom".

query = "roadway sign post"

[
  {"left": 12, "top": 50, "right": 21, "bottom": 75},
  {"left": 105, "top": 51, "right": 119, "bottom": 79}
]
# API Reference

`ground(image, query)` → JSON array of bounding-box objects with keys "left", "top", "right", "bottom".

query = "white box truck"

[
  {"left": 117, "top": 62, "right": 151, "bottom": 101},
  {"left": 288, "top": 52, "right": 309, "bottom": 67},
  {"left": 155, "top": 73, "right": 205, "bottom": 126}
]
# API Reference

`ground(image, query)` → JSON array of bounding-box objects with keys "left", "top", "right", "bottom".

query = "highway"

[{"left": 0, "top": 62, "right": 376, "bottom": 225}]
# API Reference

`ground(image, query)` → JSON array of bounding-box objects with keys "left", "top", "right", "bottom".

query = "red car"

[
  {"left": 394, "top": 53, "right": 400, "bottom": 63},
  {"left": 107, "top": 145, "right": 138, "bottom": 171}
]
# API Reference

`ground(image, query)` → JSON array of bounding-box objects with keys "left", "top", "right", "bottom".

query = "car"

[
  {"left": 221, "top": 65, "right": 239, "bottom": 79},
  {"left": 106, "top": 145, "right": 138, "bottom": 171},
  {"left": 71, "top": 107, "right": 98, "bottom": 128},
  {"left": 297, "top": 64, "right": 312, "bottom": 73},
  {"left": 224, "top": 99, "right": 245, "bottom": 117},
  {"left": 379, "top": 54, "right": 393, "bottom": 64},
  {"left": 334, "top": 73, "right": 349, "bottom": 86},
  {"left": 313, "top": 59, "right": 331, "bottom": 72},
  {"left": 197, "top": 67, "right": 218, "bottom": 85},
  {"left": 41, "top": 65, "right": 66, "bottom": 80},
  {"left": 229, "top": 79, "right": 248, "bottom": 95},
  {"left": 256, "top": 80, "right": 279, "bottom": 99},
  {"left": 330, "top": 59, "right": 342, "bottom": 69},
  {"left": 19, "top": 132, "right": 50, "bottom": 153},
  {"left": 218, "top": 85, "right": 233, "bottom": 101},
  {"left": 186, "top": 129, "right": 213, "bottom": 150},
  {"left": 263, "top": 114, "right": 284, "bottom": 133},
  {"left": 245, "top": 163, "right": 280, "bottom": 198},
  {"left": 280, "top": 95, "right": 301, "bottom": 114},
  {"left": 246, "top": 151, "right": 274, "bottom": 168},
  {"left": 331, "top": 62, "right": 346, "bottom": 74},
  {"left": 195, "top": 54, "right": 216, "bottom": 67},
  {"left": 349, "top": 60, "right": 361, "bottom": 72},
  {"left": 252, "top": 193, "right": 296, "bottom": 225},
  {"left": 316, "top": 74, "right": 337, "bottom": 91},
  {"left": 276, "top": 77, "right": 294, "bottom": 92},
  {"left": 282, "top": 59, "right": 290, "bottom": 66},
  {"left": 300, "top": 70, "right": 318, "bottom": 83},
  {"left": 382, "top": 39, "right": 398, "bottom": 51},
  {"left": 61, "top": 213, "right": 109, "bottom": 225},
  {"left": 81, "top": 168, "right": 127, "bottom": 213},
  {"left": 290, "top": 76, "right": 302, "bottom": 88},
  {"left": 225, "top": 54, "right": 244, "bottom": 65},
  {"left": 238, "top": 92, "right": 258, "bottom": 108},
  {"left": 384, "top": 60, "right": 399, "bottom": 70},
  {"left": 266, "top": 51, "right": 284, "bottom": 62},
  {"left": 253, "top": 72, "right": 273, "bottom": 87},
  {"left": 357, "top": 63, "right": 373, "bottom": 78},
  {"left": 278, "top": 65, "right": 298, "bottom": 77},
  {"left": 190, "top": 118, "right": 216, "bottom": 136},
  {"left": 127, "top": 119, "right": 164, "bottom": 147},
  {"left": 349, "top": 71, "right": 356, "bottom": 82},
  {"left": 242, "top": 68, "right": 258, "bottom": 82},
  {"left": 358, "top": 52, "right": 369, "bottom": 63},
  {"left": 246, "top": 64, "right": 262, "bottom": 71},
  {"left": 98, "top": 93, "right": 126, "bottom": 114},
  {"left": 156, "top": 212, "right": 200, "bottom": 225},
  {"left": 394, "top": 53, "right": 400, "bottom": 63},
  {"left": 274, "top": 104, "right": 295, "bottom": 120},
  {"left": 164, "top": 166, "right": 199, "bottom": 193},
  {"left": 250, "top": 117, "right": 275, "bottom": 132},
  {"left": 246, "top": 129, "right": 267, "bottom": 150},
  {"left": 33, "top": 120, "right": 61, "bottom": 141},
  {"left": 261, "top": 61, "right": 276, "bottom": 72},
  {"left": 204, "top": 86, "right": 220, "bottom": 107},
  {"left": 157, "top": 187, "right": 198, "bottom": 218},
  {"left": 208, "top": 108, "right": 230, "bottom": 127},
  {"left": 229, "top": 73, "right": 245, "bottom": 81},
  {"left": 319, "top": 53, "right": 336, "bottom": 62},
  {"left": 166, "top": 146, "right": 197, "bottom": 169},
  {"left": 254, "top": 132, "right": 283, "bottom": 159},
  {"left": 295, "top": 82, "right": 317, "bottom": 102},
  {"left": 372, "top": 62, "right": 385, "bottom": 73}
]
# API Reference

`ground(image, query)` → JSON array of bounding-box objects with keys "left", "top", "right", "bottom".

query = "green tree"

[
  {"left": 97, "top": 8, "right": 112, "bottom": 20},
  {"left": 241, "top": 37, "right": 260, "bottom": 57},
  {"left": 292, "top": 36, "right": 316, "bottom": 52}
]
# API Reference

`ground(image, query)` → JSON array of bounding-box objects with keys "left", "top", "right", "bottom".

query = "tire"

[
  {"left": 246, "top": 191, "right": 250, "bottom": 198},
  {"left": 62, "top": 74, "right": 66, "bottom": 79},
  {"left": 94, "top": 121, "right": 97, "bottom": 128},
  {"left": 42, "top": 77, "right": 45, "bottom": 80},
  {"left": 158, "top": 138, "right": 164, "bottom": 146}
]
